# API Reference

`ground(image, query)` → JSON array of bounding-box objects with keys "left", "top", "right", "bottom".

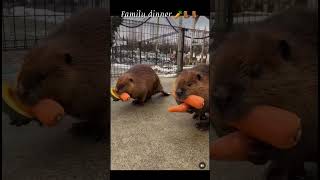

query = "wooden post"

[{"left": 177, "top": 27, "right": 185, "bottom": 73}]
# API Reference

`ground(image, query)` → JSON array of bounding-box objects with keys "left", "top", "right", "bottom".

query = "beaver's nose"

[
  {"left": 175, "top": 88, "right": 185, "bottom": 98},
  {"left": 213, "top": 86, "right": 232, "bottom": 108}
]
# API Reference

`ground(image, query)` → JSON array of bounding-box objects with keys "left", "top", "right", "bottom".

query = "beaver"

[
  {"left": 174, "top": 64, "right": 209, "bottom": 130},
  {"left": 115, "top": 64, "right": 170, "bottom": 104},
  {"left": 16, "top": 8, "right": 110, "bottom": 139},
  {"left": 211, "top": 7, "right": 318, "bottom": 180}
]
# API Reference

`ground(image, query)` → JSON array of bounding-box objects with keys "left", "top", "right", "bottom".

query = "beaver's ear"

[
  {"left": 278, "top": 40, "right": 291, "bottom": 61},
  {"left": 197, "top": 73, "right": 202, "bottom": 81},
  {"left": 64, "top": 53, "right": 73, "bottom": 65}
]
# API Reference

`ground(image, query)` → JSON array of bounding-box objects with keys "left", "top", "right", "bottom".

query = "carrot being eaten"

[
  {"left": 228, "top": 105, "right": 301, "bottom": 149},
  {"left": 168, "top": 95, "right": 204, "bottom": 112},
  {"left": 210, "top": 131, "right": 253, "bottom": 161},
  {"left": 168, "top": 103, "right": 189, "bottom": 112},
  {"left": 31, "top": 99, "right": 65, "bottom": 127},
  {"left": 120, "top": 92, "right": 130, "bottom": 101},
  {"left": 184, "top": 95, "right": 204, "bottom": 109}
]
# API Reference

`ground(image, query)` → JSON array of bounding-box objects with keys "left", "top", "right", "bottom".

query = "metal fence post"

[
  {"left": 212, "top": 0, "right": 229, "bottom": 50},
  {"left": 201, "top": 28, "right": 206, "bottom": 64},
  {"left": 177, "top": 27, "right": 185, "bottom": 73},
  {"left": 119, "top": 46, "right": 122, "bottom": 63},
  {"left": 139, "top": 42, "right": 142, "bottom": 64}
]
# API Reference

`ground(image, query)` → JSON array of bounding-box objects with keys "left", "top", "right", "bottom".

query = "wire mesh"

[
  {"left": 111, "top": 17, "right": 210, "bottom": 78},
  {"left": 2, "top": 0, "right": 107, "bottom": 50}
]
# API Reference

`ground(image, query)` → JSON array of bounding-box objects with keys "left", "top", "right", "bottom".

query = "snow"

[
  {"left": 123, "top": 16, "right": 209, "bottom": 30},
  {"left": 111, "top": 63, "right": 196, "bottom": 76},
  {"left": 113, "top": 63, "right": 132, "bottom": 69}
]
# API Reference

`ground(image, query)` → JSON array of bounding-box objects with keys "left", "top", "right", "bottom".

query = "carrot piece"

[
  {"left": 31, "top": 99, "right": 64, "bottom": 127},
  {"left": 183, "top": 95, "right": 204, "bottom": 109},
  {"left": 168, "top": 103, "right": 190, "bottom": 112},
  {"left": 229, "top": 105, "right": 301, "bottom": 149},
  {"left": 120, "top": 92, "right": 130, "bottom": 101},
  {"left": 210, "top": 131, "right": 253, "bottom": 161}
]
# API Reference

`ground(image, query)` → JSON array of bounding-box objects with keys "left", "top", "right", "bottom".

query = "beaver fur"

[
  {"left": 115, "top": 64, "right": 169, "bottom": 104},
  {"left": 174, "top": 64, "right": 209, "bottom": 130},
  {"left": 16, "top": 8, "right": 110, "bottom": 139},
  {"left": 211, "top": 7, "right": 318, "bottom": 180}
]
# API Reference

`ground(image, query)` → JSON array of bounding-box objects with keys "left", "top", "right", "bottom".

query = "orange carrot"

[
  {"left": 184, "top": 95, "right": 204, "bottom": 109},
  {"left": 210, "top": 131, "right": 253, "bottom": 161},
  {"left": 31, "top": 99, "right": 64, "bottom": 127},
  {"left": 168, "top": 103, "right": 190, "bottom": 112},
  {"left": 120, "top": 92, "right": 130, "bottom": 101},
  {"left": 229, "top": 105, "right": 301, "bottom": 149}
]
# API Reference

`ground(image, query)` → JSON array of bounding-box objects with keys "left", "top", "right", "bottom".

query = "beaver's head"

[
  {"left": 212, "top": 31, "right": 301, "bottom": 121},
  {"left": 115, "top": 73, "right": 135, "bottom": 96},
  {"left": 175, "top": 67, "right": 209, "bottom": 103},
  {"left": 17, "top": 46, "right": 77, "bottom": 106}
]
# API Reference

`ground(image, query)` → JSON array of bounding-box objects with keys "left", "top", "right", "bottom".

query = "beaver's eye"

[
  {"left": 187, "top": 83, "right": 192, "bottom": 87},
  {"left": 129, "top": 78, "right": 133, "bottom": 82}
]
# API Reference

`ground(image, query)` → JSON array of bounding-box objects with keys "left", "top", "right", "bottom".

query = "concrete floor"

[
  {"left": 209, "top": 125, "right": 265, "bottom": 180},
  {"left": 2, "top": 51, "right": 108, "bottom": 180},
  {"left": 111, "top": 77, "right": 209, "bottom": 170}
]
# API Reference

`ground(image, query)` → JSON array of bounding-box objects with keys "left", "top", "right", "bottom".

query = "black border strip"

[{"left": 110, "top": 170, "right": 210, "bottom": 180}]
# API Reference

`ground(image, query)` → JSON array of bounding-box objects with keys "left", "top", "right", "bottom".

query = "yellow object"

[
  {"left": 2, "top": 82, "right": 33, "bottom": 118},
  {"left": 174, "top": 12, "right": 181, "bottom": 19},
  {"left": 110, "top": 87, "right": 120, "bottom": 100}
]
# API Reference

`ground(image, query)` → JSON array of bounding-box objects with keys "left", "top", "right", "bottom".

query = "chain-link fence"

[
  {"left": 111, "top": 17, "right": 210, "bottom": 78},
  {"left": 210, "top": 0, "right": 299, "bottom": 52},
  {"left": 2, "top": 0, "right": 108, "bottom": 50}
]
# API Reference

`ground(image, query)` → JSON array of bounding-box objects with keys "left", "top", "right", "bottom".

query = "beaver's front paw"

[
  {"left": 132, "top": 99, "right": 144, "bottom": 105},
  {"left": 248, "top": 141, "right": 274, "bottom": 165},
  {"left": 195, "top": 120, "right": 209, "bottom": 131}
]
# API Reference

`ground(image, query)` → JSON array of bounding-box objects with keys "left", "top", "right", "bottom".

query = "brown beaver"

[
  {"left": 115, "top": 64, "right": 170, "bottom": 104},
  {"left": 174, "top": 64, "right": 209, "bottom": 130},
  {"left": 211, "top": 7, "right": 317, "bottom": 180},
  {"left": 16, "top": 8, "right": 110, "bottom": 139}
]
